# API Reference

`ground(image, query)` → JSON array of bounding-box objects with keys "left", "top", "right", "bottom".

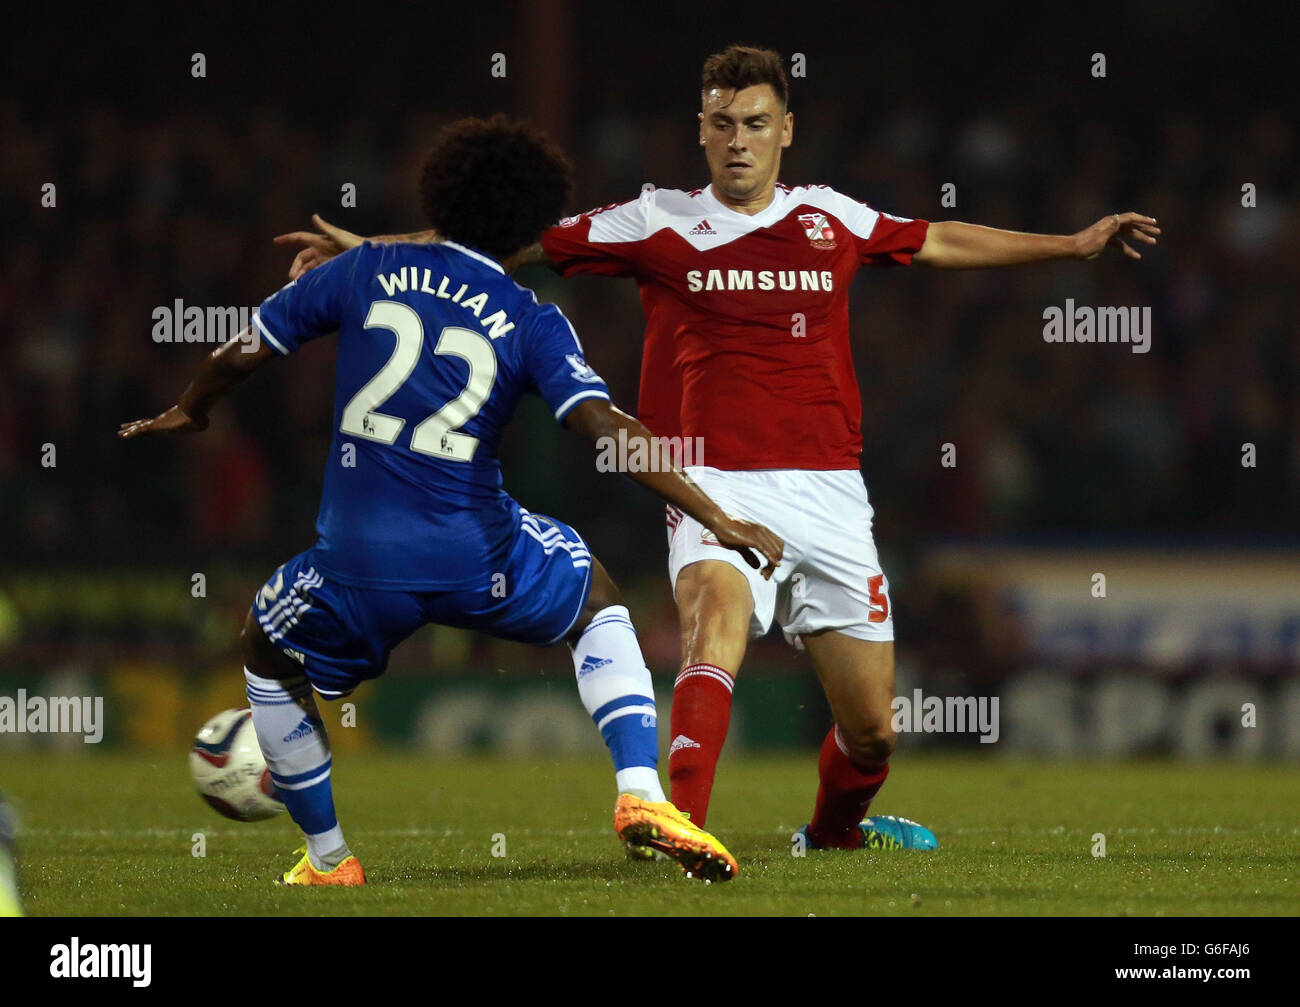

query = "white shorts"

[{"left": 666, "top": 467, "right": 893, "bottom": 648}]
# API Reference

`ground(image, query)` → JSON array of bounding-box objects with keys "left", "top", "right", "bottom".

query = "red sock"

[
  {"left": 667, "top": 663, "right": 735, "bottom": 826},
  {"left": 807, "top": 725, "right": 890, "bottom": 848}
]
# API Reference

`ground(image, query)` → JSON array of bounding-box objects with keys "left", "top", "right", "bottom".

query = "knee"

[
  {"left": 238, "top": 609, "right": 261, "bottom": 669},
  {"left": 838, "top": 719, "right": 896, "bottom": 768},
  {"left": 585, "top": 563, "right": 623, "bottom": 613},
  {"left": 565, "top": 561, "right": 624, "bottom": 646},
  {"left": 240, "top": 608, "right": 298, "bottom": 681}
]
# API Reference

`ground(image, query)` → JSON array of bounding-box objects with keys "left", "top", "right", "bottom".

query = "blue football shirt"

[{"left": 253, "top": 240, "right": 610, "bottom": 589}]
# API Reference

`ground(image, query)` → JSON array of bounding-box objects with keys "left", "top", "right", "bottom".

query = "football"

[{"left": 188, "top": 709, "right": 285, "bottom": 822}]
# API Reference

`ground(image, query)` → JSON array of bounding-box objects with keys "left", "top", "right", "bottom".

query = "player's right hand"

[
  {"left": 712, "top": 516, "right": 784, "bottom": 580},
  {"left": 1074, "top": 212, "right": 1160, "bottom": 260},
  {"left": 273, "top": 214, "right": 364, "bottom": 279}
]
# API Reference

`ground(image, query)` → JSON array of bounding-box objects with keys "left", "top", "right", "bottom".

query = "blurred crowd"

[{"left": 3, "top": 3, "right": 1297, "bottom": 609}]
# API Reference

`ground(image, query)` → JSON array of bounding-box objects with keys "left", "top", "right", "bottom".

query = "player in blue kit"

[{"left": 120, "top": 116, "right": 783, "bottom": 885}]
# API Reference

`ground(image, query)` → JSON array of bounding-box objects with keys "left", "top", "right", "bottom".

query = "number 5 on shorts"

[{"left": 867, "top": 574, "right": 890, "bottom": 623}]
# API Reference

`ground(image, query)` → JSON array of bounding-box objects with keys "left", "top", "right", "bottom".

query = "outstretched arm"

[
  {"left": 118, "top": 328, "right": 278, "bottom": 439},
  {"left": 274, "top": 215, "right": 552, "bottom": 279},
  {"left": 913, "top": 213, "right": 1160, "bottom": 269},
  {"left": 564, "top": 399, "right": 784, "bottom": 579}
]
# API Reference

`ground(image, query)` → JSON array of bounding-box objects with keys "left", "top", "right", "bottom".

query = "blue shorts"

[{"left": 253, "top": 510, "right": 593, "bottom": 697}]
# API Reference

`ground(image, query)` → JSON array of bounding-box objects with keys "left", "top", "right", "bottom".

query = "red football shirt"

[{"left": 541, "top": 183, "right": 929, "bottom": 470}]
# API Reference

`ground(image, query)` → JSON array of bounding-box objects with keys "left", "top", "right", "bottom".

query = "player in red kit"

[{"left": 278, "top": 45, "right": 1159, "bottom": 853}]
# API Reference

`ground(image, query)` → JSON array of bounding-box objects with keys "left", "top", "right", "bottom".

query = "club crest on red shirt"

[{"left": 798, "top": 212, "right": 837, "bottom": 249}]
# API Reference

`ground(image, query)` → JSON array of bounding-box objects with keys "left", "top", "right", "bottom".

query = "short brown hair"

[{"left": 701, "top": 44, "right": 789, "bottom": 108}]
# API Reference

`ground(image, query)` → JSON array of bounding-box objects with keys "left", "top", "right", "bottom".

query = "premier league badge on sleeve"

[{"left": 566, "top": 353, "right": 603, "bottom": 383}]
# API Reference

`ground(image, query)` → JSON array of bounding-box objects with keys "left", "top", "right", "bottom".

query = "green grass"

[{"left": 6, "top": 753, "right": 1299, "bottom": 915}]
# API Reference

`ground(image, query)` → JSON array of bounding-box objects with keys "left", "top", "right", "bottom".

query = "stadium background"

[{"left": 2, "top": 1, "right": 1298, "bottom": 761}]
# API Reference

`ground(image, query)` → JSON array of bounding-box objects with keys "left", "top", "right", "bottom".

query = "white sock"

[
  {"left": 570, "top": 606, "right": 666, "bottom": 802},
  {"left": 243, "top": 668, "right": 350, "bottom": 870}
]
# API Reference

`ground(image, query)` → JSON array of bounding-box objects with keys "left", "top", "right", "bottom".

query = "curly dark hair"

[
  {"left": 701, "top": 44, "right": 789, "bottom": 108},
  {"left": 418, "top": 115, "right": 572, "bottom": 261}
]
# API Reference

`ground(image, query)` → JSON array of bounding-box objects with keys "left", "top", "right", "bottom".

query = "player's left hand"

[
  {"left": 1073, "top": 212, "right": 1161, "bottom": 260},
  {"left": 117, "top": 405, "right": 209, "bottom": 439}
]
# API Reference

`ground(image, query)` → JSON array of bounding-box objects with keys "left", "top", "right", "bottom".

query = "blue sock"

[
  {"left": 244, "top": 668, "right": 349, "bottom": 869},
  {"left": 570, "top": 606, "right": 665, "bottom": 801}
]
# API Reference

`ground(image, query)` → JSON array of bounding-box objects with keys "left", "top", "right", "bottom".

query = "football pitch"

[{"left": 8, "top": 753, "right": 1298, "bottom": 916}]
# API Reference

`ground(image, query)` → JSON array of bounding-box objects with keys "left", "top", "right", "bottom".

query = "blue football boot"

[
  {"left": 797, "top": 814, "right": 938, "bottom": 851},
  {"left": 860, "top": 815, "right": 938, "bottom": 850}
]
